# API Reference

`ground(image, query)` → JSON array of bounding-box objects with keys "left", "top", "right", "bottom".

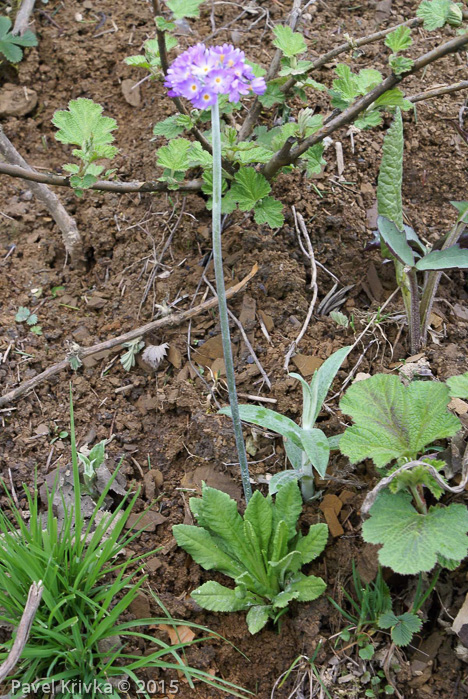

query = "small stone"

[
  {"left": 86, "top": 295, "right": 106, "bottom": 310},
  {"left": 0, "top": 84, "right": 38, "bottom": 118},
  {"left": 146, "top": 557, "right": 162, "bottom": 573},
  {"left": 129, "top": 592, "right": 150, "bottom": 618},
  {"left": 121, "top": 79, "right": 141, "bottom": 108},
  {"left": 453, "top": 304, "right": 468, "bottom": 322}
]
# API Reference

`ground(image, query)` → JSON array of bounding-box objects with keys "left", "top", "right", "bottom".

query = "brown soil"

[{"left": 1, "top": 0, "right": 468, "bottom": 697}]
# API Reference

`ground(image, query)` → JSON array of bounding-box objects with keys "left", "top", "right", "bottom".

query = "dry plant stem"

[
  {"left": 0, "top": 264, "right": 258, "bottom": 408},
  {"left": 0, "top": 581, "right": 43, "bottom": 684},
  {"left": 262, "top": 31, "right": 468, "bottom": 179},
  {"left": 284, "top": 208, "right": 318, "bottom": 371},
  {"left": 237, "top": 0, "right": 303, "bottom": 143},
  {"left": 0, "top": 162, "right": 203, "bottom": 193},
  {"left": 12, "top": 0, "right": 36, "bottom": 35},
  {"left": 0, "top": 127, "right": 84, "bottom": 266},
  {"left": 408, "top": 80, "right": 468, "bottom": 103}
]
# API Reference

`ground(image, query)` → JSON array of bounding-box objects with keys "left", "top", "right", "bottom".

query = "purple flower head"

[{"left": 164, "top": 43, "right": 266, "bottom": 108}]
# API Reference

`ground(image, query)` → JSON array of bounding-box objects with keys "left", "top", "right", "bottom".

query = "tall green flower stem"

[{"left": 211, "top": 99, "right": 252, "bottom": 502}]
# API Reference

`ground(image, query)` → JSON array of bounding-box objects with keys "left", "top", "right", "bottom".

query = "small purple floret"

[{"left": 164, "top": 43, "right": 266, "bottom": 108}]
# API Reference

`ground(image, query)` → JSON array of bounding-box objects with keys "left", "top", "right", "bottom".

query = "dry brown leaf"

[{"left": 158, "top": 624, "right": 196, "bottom": 645}]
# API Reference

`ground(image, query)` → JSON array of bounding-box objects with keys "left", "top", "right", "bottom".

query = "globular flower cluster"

[{"left": 165, "top": 43, "right": 267, "bottom": 109}]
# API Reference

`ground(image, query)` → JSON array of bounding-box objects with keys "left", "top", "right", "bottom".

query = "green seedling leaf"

[
  {"left": 157, "top": 138, "right": 193, "bottom": 171},
  {"left": 15, "top": 306, "right": 31, "bottom": 322},
  {"left": 174, "top": 481, "right": 327, "bottom": 632},
  {"left": 359, "top": 644, "right": 375, "bottom": 660},
  {"left": 30, "top": 325, "right": 42, "bottom": 336},
  {"left": 379, "top": 611, "right": 422, "bottom": 646},
  {"left": 339, "top": 374, "right": 460, "bottom": 468},
  {"left": 389, "top": 55, "right": 414, "bottom": 75},
  {"left": 120, "top": 338, "right": 145, "bottom": 371},
  {"left": 354, "top": 110, "right": 383, "bottom": 129},
  {"left": 301, "top": 143, "right": 326, "bottom": 176},
  {"left": 272, "top": 25, "right": 307, "bottom": 57},
  {"left": 258, "top": 83, "right": 286, "bottom": 108},
  {"left": 167, "top": 0, "right": 204, "bottom": 19},
  {"left": 447, "top": 372, "right": 468, "bottom": 399},
  {"left": 374, "top": 89, "right": 412, "bottom": 110},
  {"left": 26, "top": 313, "right": 38, "bottom": 326},
  {"left": 0, "top": 16, "right": 37, "bottom": 64},
  {"left": 385, "top": 26, "right": 413, "bottom": 53},
  {"left": 377, "top": 109, "right": 404, "bottom": 230},
  {"left": 377, "top": 216, "right": 415, "bottom": 266},
  {"left": 52, "top": 98, "right": 118, "bottom": 156},
  {"left": 191, "top": 581, "right": 253, "bottom": 612},
  {"left": 417, "top": 0, "right": 463, "bottom": 29},
  {"left": 415, "top": 246, "right": 468, "bottom": 271},
  {"left": 362, "top": 490, "right": 468, "bottom": 574},
  {"left": 246, "top": 605, "right": 272, "bottom": 634},
  {"left": 253, "top": 197, "right": 284, "bottom": 228},
  {"left": 226, "top": 168, "right": 271, "bottom": 211},
  {"left": 153, "top": 115, "right": 191, "bottom": 139}
]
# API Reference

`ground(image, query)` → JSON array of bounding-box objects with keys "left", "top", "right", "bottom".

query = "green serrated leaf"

[
  {"left": 274, "top": 480, "right": 302, "bottom": 540},
  {"left": 52, "top": 99, "right": 118, "bottom": 154},
  {"left": 258, "top": 83, "right": 286, "bottom": 108},
  {"left": 155, "top": 16, "right": 176, "bottom": 31},
  {"left": 167, "top": 0, "right": 204, "bottom": 19},
  {"left": 26, "top": 313, "right": 38, "bottom": 326},
  {"left": 156, "top": 138, "right": 192, "bottom": 172},
  {"left": 354, "top": 110, "right": 383, "bottom": 130},
  {"left": 244, "top": 491, "right": 273, "bottom": 555},
  {"left": 362, "top": 490, "right": 468, "bottom": 574},
  {"left": 416, "top": 0, "right": 458, "bottom": 30},
  {"left": 295, "top": 524, "right": 328, "bottom": 564},
  {"left": 359, "top": 644, "right": 375, "bottom": 660},
  {"left": 246, "top": 605, "right": 272, "bottom": 633},
  {"left": 15, "top": 306, "right": 30, "bottom": 322},
  {"left": 173, "top": 524, "right": 245, "bottom": 577},
  {"left": 389, "top": 55, "right": 415, "bottom": 75},
  {"left": 228, "top": 168, "right": 271, "bottom": 211},
  {"left": 301, "top": 143, "right": 326, "bottom": 176},
  {"left": 254, "top": 197, "right": 284, "bottom": 228},
  {"left": 339, "top": 374, "right": 461, "bottom": 468},
  {"left": 377, "top": 109, "right": 404, "bottom": 230},
  {"left": 153, "top": 115, "right": 188, "bottom": 139},
  {"left": 0, "top": 16, "right": 37, "bottom": 63},
  {"left": 379, "top": 611, "right": 422, "bottom": 646},
  {"left": 385, "top": 26, "right": 413, "bottom": 53},
  {"left": 282, "top": 572, "right": 325, "bottom": 602},
  {"left": 447, "top": 372, "right": 468, "bottom": 399},
  {"left": 124, "top": 55, "right": 151, "bottom": 69},
  {"left": 191, "top": 581, "right": 251, "bottom": 611},
  {"left": 272, "top": 25, "right": 307, "bottom": 57},
  {"left": 373, "top": 89, "right": 412, "bottom": 110}
]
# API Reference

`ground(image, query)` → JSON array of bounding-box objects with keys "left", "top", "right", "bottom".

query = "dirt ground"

[{"left": 1, "top": 0, "right": 468, "bottom": 696}]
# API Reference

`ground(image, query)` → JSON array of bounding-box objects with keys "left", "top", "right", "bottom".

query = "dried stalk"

[
  {"left": 0, "top": 581, "right": 43, "bottom": 684},
  {"left": 0, "top": 162, "right": 203, "bottom": 194},
  {"left": 408, "top": 79, "right": 468, "bottom": 103},
  {"left": 12, "top": 0, "right": 36, "bottom": 35},
  {"left": 0, "top": 265, "right": 258, "bottom": 408},
  {"left": 0, "top": 127, "right": 84, "bottom": 266}
]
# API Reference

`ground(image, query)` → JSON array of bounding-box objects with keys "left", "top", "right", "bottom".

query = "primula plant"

[
  {"left": 339, "top": 373, "right": 468, "bottom": 575},
  {"left": 173, "top": 480, "right": 327, "bottom": 634},
  {"left": 220, "top": 346, "right": 351, "bottom": 500},
  {"left": 375, "top": 110, "right": 468, "bottom": 353}
]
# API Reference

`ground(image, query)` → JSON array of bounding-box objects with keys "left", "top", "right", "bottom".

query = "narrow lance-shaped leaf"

[{"left": 377, "top": 109, "right": 404, "bottom": 230}]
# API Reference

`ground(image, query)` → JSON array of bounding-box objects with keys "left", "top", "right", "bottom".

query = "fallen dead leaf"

[
  {"left": 158, "top": 624, "right": 196, "bottom": 645},
  {"left": 292, "top": 354, "right": 323, "bottom": 377}
]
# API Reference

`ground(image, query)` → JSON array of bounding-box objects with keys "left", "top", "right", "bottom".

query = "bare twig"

[
  {"left": 0, "top": 162, "right": 203, "bottom": 194},
  {"left": 0, "top": 581, "right": 43, "bottom": 684},
  {"left": 284, "top": 208, "right": 318, "bottom": 371},
  {"left": 262, "top": 31, "right": 468, "bottom": 179},
  {"left": 408, "top": 80, "right": 468, "bottom": 103},
  {"left": 0, "top": 127, "right": 84, "bottom": 266},
  {"left": 12, "top": 0, "right": 36, "bottom": 35},
  {"left": 0, "top": 265, "right": 258, "bottom": 408}
]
